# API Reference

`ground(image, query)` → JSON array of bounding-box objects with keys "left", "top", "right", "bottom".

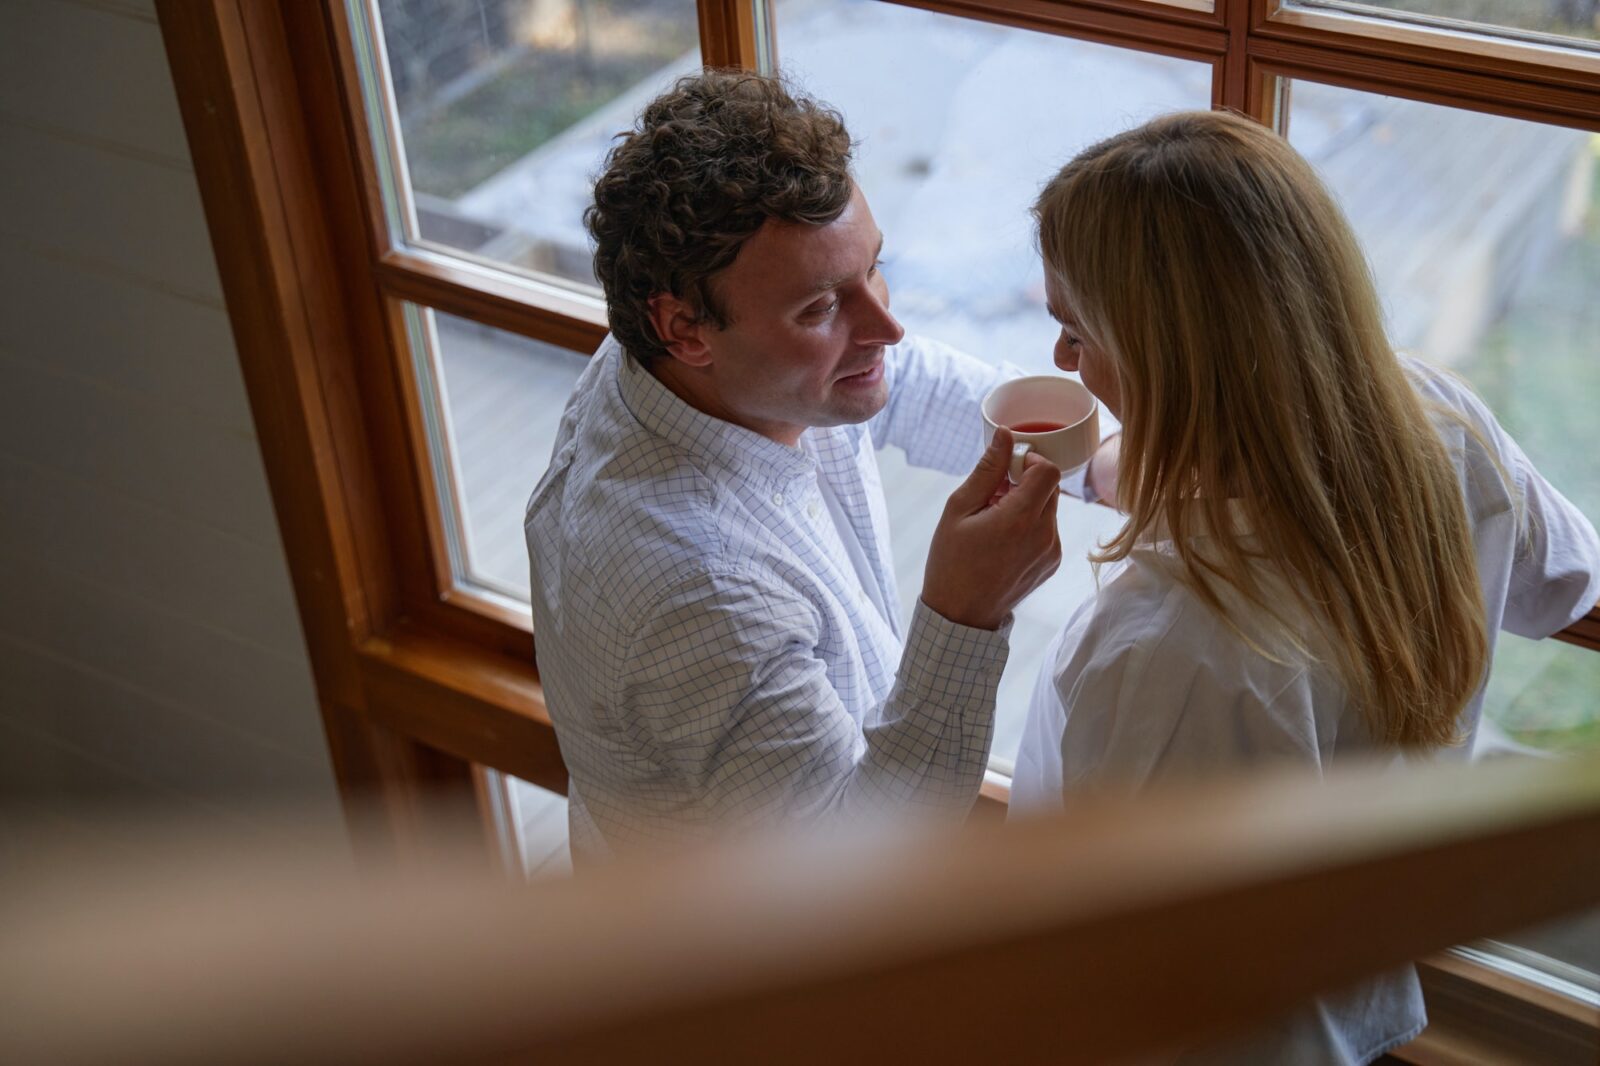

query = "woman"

[{"left": 1012, "top": 110, "right": 1600, "bottom": 1063}]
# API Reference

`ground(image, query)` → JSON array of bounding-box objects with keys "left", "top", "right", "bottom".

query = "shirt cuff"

[
  {"left": 1064, "top": 428, "right": 1121, "bottom": 504},
  {"left": 899, "top": 599, "right": 1011, "bottom": 704},
  {"left": 1061, "top": 459, "right": 1095, "bottom": 504}
]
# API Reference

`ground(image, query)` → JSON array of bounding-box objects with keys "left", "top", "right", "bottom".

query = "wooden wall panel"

[
  {"left": 0, "top": 554, "right": 325, "bottom": 761},
  {"left": 0, "top": 0, "right": 190, "bottom": 165},
  {"left": 0, "top": 0, "right": 336, "bottom": 824},
  {"left": 0, "top": 458, "right": 307, "bottom": 661},
  {"left": 0, "top": 355, "right": 280, "bottom": 543},
  {"left": 0, "top": 714, "right": 181, "bottom": 810},
  {"left": 0, "top": 248, "right": 245, "bottom": 432},
  {"left": 0, "top": 641, "right": 333, "bottom": 809},
  {"left": 0, "top": 124, "right": 220, "bottom": 301}
]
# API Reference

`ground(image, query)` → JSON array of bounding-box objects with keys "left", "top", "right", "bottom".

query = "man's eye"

[
  {"left": 869, "top": 258, "right": 885, "bottom": 275},
  {"left": 805, "top": 298, "right": 839, "bottom": 317}
]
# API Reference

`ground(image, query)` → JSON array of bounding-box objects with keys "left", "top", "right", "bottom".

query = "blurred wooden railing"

[{"left": 5, "top": 751, "right": 1597, "bottom": 1066}]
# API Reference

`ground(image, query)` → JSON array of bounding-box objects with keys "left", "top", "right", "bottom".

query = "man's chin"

[{"left": 822, "top": 379, "right": 889, "bottom": 426}]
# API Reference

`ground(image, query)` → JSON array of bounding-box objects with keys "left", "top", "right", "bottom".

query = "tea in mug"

[{"left": 1009, "top": 420, "right": 1068, "bottom": 434}]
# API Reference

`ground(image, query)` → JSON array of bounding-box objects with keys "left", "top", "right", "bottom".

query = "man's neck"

[{"left": 646, "top": 356, "right": 804, "bottom": 448}]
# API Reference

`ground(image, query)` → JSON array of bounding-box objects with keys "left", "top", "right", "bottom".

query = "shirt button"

[
  {"left": 807, "top": 500, "right": 821, "bottom": 519},
  {"left": 772, "top": 492, "right": 784, "bottom": 506}
]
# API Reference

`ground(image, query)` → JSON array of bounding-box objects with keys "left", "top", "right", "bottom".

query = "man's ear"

[{"left": 647, "top": 294, "right": 714, "bottom": 368}]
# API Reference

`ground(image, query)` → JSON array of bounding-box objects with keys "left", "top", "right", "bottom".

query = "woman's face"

[{"left": 1044, "top": 274, "right": 1122, "bottom": 420}]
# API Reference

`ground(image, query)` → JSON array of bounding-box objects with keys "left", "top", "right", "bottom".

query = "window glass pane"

[
  {"left": 503, "top": 772, "right": 574, "bottom": 878},
  {"left": 402, "top": 305, "right": 589, "bottom": 599},
  {"left": 1288, "top": 77, "right": 1600, "bottom": 983},
  {"left": 1480, "top": 633, "right": 1600, "bottom": 753},
  {"left": 1287, "top": 83, "right": 1600, "bottom": 754},
  {"left": 1289, "top": 0, "right": 1600, "bottom": 52},
  {"left": 473, "top": 766, "right": 574, "bottom": 878},
  {"left": 359, "top": 0, "right": 702, "bottom": 291},
  {"left": 775, "top": 0, "right": 1213, "bottom": 772}
]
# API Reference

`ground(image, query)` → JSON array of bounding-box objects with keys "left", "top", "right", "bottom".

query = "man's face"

[{"left": 688, "top": 186, "right": 905, "bottom": 445}]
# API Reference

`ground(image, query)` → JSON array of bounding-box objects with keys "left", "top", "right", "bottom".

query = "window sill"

[{"left": 1393, "top": 950, "right": 1599, "bottom": 1064}]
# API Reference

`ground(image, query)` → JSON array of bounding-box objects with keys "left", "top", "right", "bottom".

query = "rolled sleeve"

[
  {"left": 1504, "top": 448, "right": 1600, "bottom": 638},
  {"left": 619, "top": 570, "right": 1006, "bottom": 839}
]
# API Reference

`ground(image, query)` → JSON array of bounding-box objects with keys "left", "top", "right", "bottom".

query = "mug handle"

[{"left": 1009, "top": 441, "right": 1033, "bottom": 485}]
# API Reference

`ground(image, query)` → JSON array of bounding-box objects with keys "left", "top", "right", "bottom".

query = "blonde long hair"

[{"left": 1035, "top": 110, "right": 1487, "bottom": 749}]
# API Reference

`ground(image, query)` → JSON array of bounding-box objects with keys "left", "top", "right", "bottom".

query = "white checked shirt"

[{"left": 525, "top": 334, "right": 1013, "bottom": 861}]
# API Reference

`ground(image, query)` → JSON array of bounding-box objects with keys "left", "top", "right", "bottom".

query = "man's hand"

[{"left": 921, "top": 429, "right": 1062, "bottom": 631}]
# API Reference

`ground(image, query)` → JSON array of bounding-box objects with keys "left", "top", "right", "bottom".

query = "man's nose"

[{"left": 856, "top": 289, "right": 905, "bottom": 347}]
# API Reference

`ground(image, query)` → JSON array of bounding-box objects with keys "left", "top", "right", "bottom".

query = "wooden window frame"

[{"left": 158, "top": 0, "right": 1598, "bottom": 1051}]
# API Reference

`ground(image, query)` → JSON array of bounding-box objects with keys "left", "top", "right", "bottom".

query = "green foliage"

[
  {"left": 401, "top": 2, "right": 698, "bottom": 199},
  {"left": 403, "top": 63, "right": 629, "bottom": 198}
]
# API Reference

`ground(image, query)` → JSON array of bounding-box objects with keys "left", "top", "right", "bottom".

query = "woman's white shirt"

[{"left": 1011, "top": 358, "right": 1600, "bottom": 1063}]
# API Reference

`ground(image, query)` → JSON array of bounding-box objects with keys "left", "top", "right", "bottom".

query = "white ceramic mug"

[{"left": 981, "top": 376, "right": 1100, "bottom": 483}]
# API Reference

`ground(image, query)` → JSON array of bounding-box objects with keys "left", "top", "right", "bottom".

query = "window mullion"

[
  {"left": 697, "top": 0, "right": 768, "bottom": 69},
  {"left": 1247, "top": 40, "right": 1600, "bottom": 129},
  {"left": 1251, "top": 0, "right": 1600, "bottom": 103},
  {"left": 884, "top": 0, "right": 1229, "bottom": 61},
  {"left": 1217, "top": 0, "right": 1254, "bottom": 109},
  {"left": 375, "top": 250, "right": 608, "bottom": 356}
]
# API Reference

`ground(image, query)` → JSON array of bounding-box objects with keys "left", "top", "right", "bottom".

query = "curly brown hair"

[{"left": 585, "top": 70, "right": 855, "bottom": 364}]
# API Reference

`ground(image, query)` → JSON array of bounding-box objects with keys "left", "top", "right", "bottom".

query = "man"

[{"left": 525, "top": 70, "right": 1062, "bottom": 861}]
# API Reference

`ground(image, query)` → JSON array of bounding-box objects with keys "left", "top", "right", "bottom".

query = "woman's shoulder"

[
  {"left": 1062, "top": 551, "right": 1305, "bottom": 686},
  {"left": 1050, "top": 553, "right": 1332, "bottom": 786},
  {"left": 1397, "top": 353, "right": 1522, "bottom": 519},
  {"left": 1068, "top": 551, "right": 1189, "bottom": 652},
  {"left": 1398, "top": 354, "right": 1513, "bottom": 455}
]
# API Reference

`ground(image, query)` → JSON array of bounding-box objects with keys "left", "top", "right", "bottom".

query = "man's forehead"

[{"left": 727, "top": 194, "right": 881, "bottom": 301}]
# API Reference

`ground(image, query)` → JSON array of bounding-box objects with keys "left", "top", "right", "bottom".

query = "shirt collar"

[{"left": 614, "top": 340, "right": 816, "bottom": 488}]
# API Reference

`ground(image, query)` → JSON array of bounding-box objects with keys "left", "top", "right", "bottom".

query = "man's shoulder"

[
  {"left": 888, "top": 332, "right": 974, "bottom": 359},
  {"left": 527, "top": 340, "right": 826, "bottom": 634},
  {"left": 532, "top": 427, "right": 733, "bottom": 592},
  {"left": 882, "top": 333, "right": 987, "bottom": 378},
  {"left": 531, "top": 340, "right": 713, "bottom": 515}
]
